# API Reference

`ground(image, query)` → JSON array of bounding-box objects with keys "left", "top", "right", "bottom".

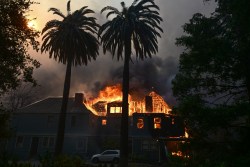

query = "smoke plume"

[{"left": 30, "top": 0, "right": 217, "bottom": 106}]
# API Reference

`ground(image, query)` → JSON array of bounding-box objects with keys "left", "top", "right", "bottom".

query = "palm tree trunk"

[
  {"left": 120, "top": 38, "right": 131, "bottom": 167},
  {"left": 54, "top": 58, "right": 72, "bottom": 156}
]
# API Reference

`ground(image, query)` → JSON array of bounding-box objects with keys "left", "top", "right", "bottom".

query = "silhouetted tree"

[
  {"left": 0, "top": 106, "right": 12, "bottom": 141},
  {"left": 41, "top": 0, "right": 99, "bottom": 155},
  {"left": 173, "top": 0, "right": 250, "bottom": 103},
  {"left": 1, "top": 83, "right": 40, "bottom": 112},
  {"left": 0, "top": 1, "right": 39, "bottom": 153},
  {"left": 99, "top": 0, "right": 163, "bottom": 166},
  {"left": 172, "top": 1, "right": 250, "bottom": 166},
  {"left": 0, "top": 0, "right": 40, "bottom": 97}
]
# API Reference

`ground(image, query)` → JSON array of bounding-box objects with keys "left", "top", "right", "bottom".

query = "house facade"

[{"left": 6, "top": 93, "right": 185, "bottom": 162}]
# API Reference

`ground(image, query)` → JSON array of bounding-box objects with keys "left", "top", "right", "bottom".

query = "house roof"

[{"left": 17, "top": 97, "right": 91, "bottom": 114}]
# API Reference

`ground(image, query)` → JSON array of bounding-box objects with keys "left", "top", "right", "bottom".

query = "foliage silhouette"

[
  {"left": 0, "top": 0, "right": 40, "bottom": 96},
  {"left": 172, "top": 0, "right": 250, "bottom": 166},
  {"left": 99, "top": 0, "right": 163, "bottom": 166},
  {"left": 41, "top": 0, "right": 99, "bottom": 155}
]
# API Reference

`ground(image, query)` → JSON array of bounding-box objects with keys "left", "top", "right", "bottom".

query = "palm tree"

[
  {"left": 99, "top": 0, "right": 163, "bottom": 166},
  {"left": 41, "top": 0, "right": 99, "bottom": 156}
]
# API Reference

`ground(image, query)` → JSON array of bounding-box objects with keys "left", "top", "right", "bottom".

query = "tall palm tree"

[
  {"left": 99, "top": 0, "right": 163, "bottom": 166},
  {"left": 41, "top": 0, "right": 99, "bottom": 156}
]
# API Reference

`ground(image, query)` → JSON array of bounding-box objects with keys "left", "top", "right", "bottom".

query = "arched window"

[{"left": 137, "top": 118, "right": 144, "bottom": 129}]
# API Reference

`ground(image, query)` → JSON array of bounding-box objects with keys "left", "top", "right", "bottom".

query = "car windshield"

[{"left": 102, "top": 150, "right": 118, "bottom": 155}]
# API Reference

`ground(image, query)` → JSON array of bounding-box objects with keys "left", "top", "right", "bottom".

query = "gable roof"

[{"left": 17, "top": 97, "right": 91, "bottom": 114}]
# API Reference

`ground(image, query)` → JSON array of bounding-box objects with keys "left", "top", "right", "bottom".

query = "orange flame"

[
  {"left": 85, "top": 84, "right": 129, "bottom": 115},
  {"left": 84, "top": 84, "right": 171, "bottom": 116},
  {"left": 90, "top": 84, "right": 123, "bottom": 104}
]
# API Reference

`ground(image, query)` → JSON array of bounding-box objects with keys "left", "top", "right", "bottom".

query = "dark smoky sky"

[{"left": 30, "top": 0, "right": 217, "bottom": 106}]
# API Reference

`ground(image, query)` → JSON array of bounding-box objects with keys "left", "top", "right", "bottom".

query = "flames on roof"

[{"left": 84, "top": 84, "right": 171, "bottom": 116}]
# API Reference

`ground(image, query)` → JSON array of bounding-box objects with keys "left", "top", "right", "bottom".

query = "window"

[
  {"left": 102, "top": 150, "right": 118, "bottom": 155},
  {"left": 43, "top": 137, "right": 49, "bottom": 147},
  {"left": 43, "top": 137, "right": 55, "bottom": 147},
  {"left": 71, "top": 115, "right": 76, "bottom": 127},
  {"left": 77, "top": 137, "right": 87, "bottom": 152},
  {"left": 154, "top": 117, "right": 161, "bottom": 129},
  {"left": 16, "top": 136, "right": 24, "bottom": 148},
  {"left": 49, "top": 137, "right": 55, "bottom": 147},
  {"left": 137, "top": 118, "right": 144, "bottom": 129},
  {"left": 142, "top": 140, "right": 157, "bottom": 151},
  {"left": 47, "top": 115, "right": 55, "bottom": 127},
  {"left": 102, "top": 119, "right": 107, "bottom": 126},
  {"left": 142, "top": 140, "right": 149, "bottom": 150},
  {"left": 172, "top": 118, "right": 175, "bottom": 125},
  {"left": 110, "top": 107, "right": 122, "bottom": 113},
  {"left": 130, "top": 117, "right": 133, "bottom": 126}
]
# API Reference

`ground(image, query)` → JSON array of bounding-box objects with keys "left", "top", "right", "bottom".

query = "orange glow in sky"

[
  {"left": 27, "top": 20, "right": 37, "bottom": 29},
  {"left": 28, "top": 0, "right": 132, "bottom": 31}
]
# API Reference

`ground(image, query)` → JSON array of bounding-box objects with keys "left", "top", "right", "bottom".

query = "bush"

[
  {"left": 39, "top": 151, "right": 54, "bottom": 167},
  {"left": 0, "top": 151, "right": 19, "bottom": 167},
  {"left": 56, "top": 155, "right": 86, "bottom": 167},
  {"left": 39, "top": 151, "right": 86, "bottom": 167}
]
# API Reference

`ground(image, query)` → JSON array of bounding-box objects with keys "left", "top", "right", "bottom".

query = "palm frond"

[
  {"left": 48, "top": 8, "right": 66, "bottom": 18},
  {"left": 101, "top": 6, "right": 121, "bottom": 15},
  {"left": 67, "top": 0, "right": 71, "bottom": 13},
  {"left": 99, "top": 0, "right": 163, "bottom": 60},
  {"left": 42, "top": 20, "right": 62, "bottom": 34},
  {"left": 76, "top": 6, "right": 93, "bottom": 15},
  {"left": 106, "top": 11, "right": 120, "bottom": 18},
  {"left": 132, "top": 0, "right": 140, "bottom": 6},
  {"left": 42, "top": 5, "right": 99, "bottom": 66},
  {"left": 142, "top": 4, "right": 160, "bottom": 11},
  {"left": 137, "top": 0, "right": 155, "bottom": 7}
]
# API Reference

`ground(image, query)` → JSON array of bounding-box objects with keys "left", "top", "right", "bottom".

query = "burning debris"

[{"left": 84, "top": 84, "right": 172, "bottom": 116}]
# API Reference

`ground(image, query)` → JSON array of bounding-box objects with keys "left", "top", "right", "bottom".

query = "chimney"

[
  {"left": 75, "top": 93, "right": 84, "bottom": 105},
  {"left": 145, "top": 96, "right": 153, "bottom": 112}
]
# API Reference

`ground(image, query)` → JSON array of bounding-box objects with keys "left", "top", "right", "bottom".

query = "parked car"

[{"left": 91, "top": 150, "right": 120, "bottom": 163}]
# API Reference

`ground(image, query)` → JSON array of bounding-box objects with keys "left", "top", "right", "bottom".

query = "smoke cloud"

[{"left": 30, "top": 0, "right": 217, "bottom": 106}]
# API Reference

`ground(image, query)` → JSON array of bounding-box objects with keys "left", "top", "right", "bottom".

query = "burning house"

[
  {"left": 85, "top": 84, "right": 172, "bottom": 116},
  {"left": 6, "top": 85, "right": 186, "bottom": 162}
]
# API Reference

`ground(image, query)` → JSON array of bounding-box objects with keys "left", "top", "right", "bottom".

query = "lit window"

[
  {"left": 110, "top": 107, "right": 122, "bottom": 113},
  {"left": 110, "top": 107, "right": 115, "bottom": 113},
  {"left": 102, "top": 119, "right": 107, "bottom": 125},
  {"left": 172, "top": 118, "right": 175, "bottom": 125},
  {"left": 137, "top": 118, "right": 144, "bottom": 129},
  {"left": 154, "top": 117, "right": 161, "bottom": 129},
  {"left": 16, "top": 136, "right": 24, "bottom": 148},
  {"left": 116, "top": 107, "right": 121, "bottom": 113}
]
